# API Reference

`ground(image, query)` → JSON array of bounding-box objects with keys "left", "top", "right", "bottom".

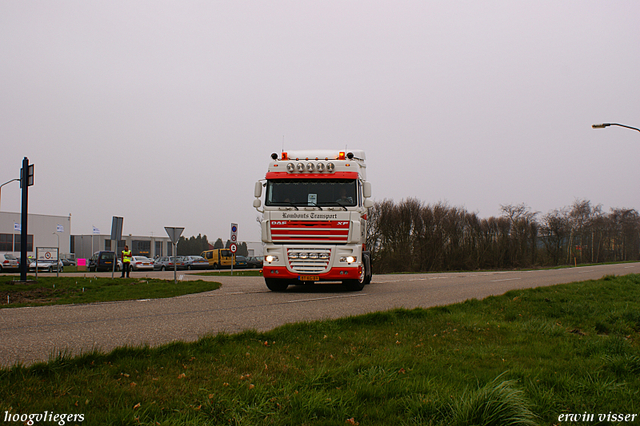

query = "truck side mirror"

[
  {"left": 364, "top": 199, "right": 374, "bottom": 208},
  {"left": 363, "top": 181, "right": 372, "bottom": 198},
  {"left": 253, "top": 199, "right": 262, "bottom": 208},
  {"left": 254, "top": 181, "right": 263, "bottom": 198}
]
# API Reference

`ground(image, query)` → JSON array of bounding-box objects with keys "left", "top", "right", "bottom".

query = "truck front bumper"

[{"left": 263, "top": 265, "right": 362, "bottom": 282}]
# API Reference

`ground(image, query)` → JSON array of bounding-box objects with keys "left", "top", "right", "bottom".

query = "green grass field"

[
  {"left": 0, "top": 275, "right": 220, "bottom": 308},
  {"left": 1, "top": 274, "right": 639, "bottom": 425}
]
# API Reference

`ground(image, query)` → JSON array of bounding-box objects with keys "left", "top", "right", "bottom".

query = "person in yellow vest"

[{"left": 121, "top": 245, "right": 132, "bottom": 278}]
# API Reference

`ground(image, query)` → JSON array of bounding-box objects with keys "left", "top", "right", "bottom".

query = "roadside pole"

[
  {"left": 19, "top": 158, "right": 34, "bottom": 282},
  {"left": 164, "top": 227, "right": 184, "bottom": 285},
  {"left": 229, "top": 243, "right": 237, "bottom": 276},
  {"left": 111, "top": 217, "right": 123, "bottom": 279},
  {"left": 230, "top": 223, "right": 238, "bottom": 276}
]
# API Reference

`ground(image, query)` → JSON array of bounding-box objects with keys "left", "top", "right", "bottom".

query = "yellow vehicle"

[{"left": 201, "top": 248, "right": 235, "bottom": 269}]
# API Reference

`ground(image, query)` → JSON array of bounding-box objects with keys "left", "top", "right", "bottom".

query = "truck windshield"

[{"left": 266, "top": 179, "right": 357, "bottom": 208}]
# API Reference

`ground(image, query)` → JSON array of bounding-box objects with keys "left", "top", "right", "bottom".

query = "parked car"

[
  {"left": 130, "top": 256, "right": 154, "bottom": 271},
  {"left": 61, "top": 257, "right": 76, "bottom": 267},
  {"left": 234, "top": 255, "right": 248, "bottom": 268},
  {"left": 183, "top": 255, "right": 209, "bottom": 270},
  {"left": 88, "top": 251, "right": 119, "bottom": 272},
  {"left": 0, "top": 253, "right": 20, "bottom": 272},
  {"left": 153, "top": 256, "right": 185, "bottom": 271},
  {"left": 29, "top": 259, "right": 64, "bottom": 272},
  {"left": 246, "top": 256, "right": 263, "bottom": 268}
]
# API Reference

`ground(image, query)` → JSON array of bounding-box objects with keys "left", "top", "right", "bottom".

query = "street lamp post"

[
  {"left": 0, "top": 178, "right": 20, "bottom": 211},
  {"left": 592, "top": 123, "right": 640, "bottom": 133}
]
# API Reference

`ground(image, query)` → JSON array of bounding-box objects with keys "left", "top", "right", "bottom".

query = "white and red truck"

[{"left": 253, "top": 150, "right": 373, "bottom": 291}]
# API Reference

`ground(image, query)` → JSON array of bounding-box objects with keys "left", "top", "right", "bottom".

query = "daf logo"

[{"left": 272, "top": 221, "right": 288, "bottom": 225}]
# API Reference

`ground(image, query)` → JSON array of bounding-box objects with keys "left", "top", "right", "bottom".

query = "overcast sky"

[{"left": 1, "top": 1, "right": 639, "bottom": 244}]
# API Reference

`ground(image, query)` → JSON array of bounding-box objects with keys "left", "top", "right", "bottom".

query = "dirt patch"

[{"left": 0, "top": 287, "right": 59, "bottom": 305}]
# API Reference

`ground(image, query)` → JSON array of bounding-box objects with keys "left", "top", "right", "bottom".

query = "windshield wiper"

[
  {"left": 306, "top": 202, "right": 323, "bottom": 210},
  {"left": 321, "top": 201, "right": 348, "bottom": 211},
  {"left": 269, "top": 202, "right": 299, "bottom": 210}
]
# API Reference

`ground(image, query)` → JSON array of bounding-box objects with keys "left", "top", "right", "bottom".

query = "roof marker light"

[
  {"left": 306, "top": 163, "right": 315, "bottom": 172},
  {"left": 282, "top": 152, "right": 288, "bottom": 160},
  {"left": 327, "top": 162, "right": 335, "bottom": 172},
  {"left": 286, "top": 163, "right": 295, "bottom": 172},
  {"left": 338, "top": 152, "right": 346, "bottom": 160},
  {"left": 296, "top": 163, "right": 305, "bottom": 172},
  {"left": 317, "top": 163, "right": 325, "bottom": 172}
]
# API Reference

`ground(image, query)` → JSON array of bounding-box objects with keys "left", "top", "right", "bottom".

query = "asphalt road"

[{"left": 1, "top": 262, "right": 638, "bottom": 367}]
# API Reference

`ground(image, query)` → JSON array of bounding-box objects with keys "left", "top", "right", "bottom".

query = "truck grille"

[
  {"left": 287, "top": 247, "right": 331, "bottom": 274},
  {"left": 271, "top": 220, "right": 349, "bottom": 243}
]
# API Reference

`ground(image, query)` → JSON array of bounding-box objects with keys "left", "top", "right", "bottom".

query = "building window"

[
  {"left": 132, "top": 240, "right": 150, "bottom": 256},
  {"left": 155, "top": 241, "right": 162, "bottom": 257},
  {"left": 105, "top": 240, "right": 111, "bottom": 250},
  {"left": 14, "top": 235, "right": 33, "bottom": 252},
  {"left": 167, "top": 242, "right": 173, "bottom": 256},
  {"left": 0, "top": 234, "right": 13, "bottom": 251}
]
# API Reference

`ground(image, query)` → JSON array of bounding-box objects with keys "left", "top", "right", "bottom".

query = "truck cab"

[{"left": 254, "top": 150, "right": 373, "bottom": 291}]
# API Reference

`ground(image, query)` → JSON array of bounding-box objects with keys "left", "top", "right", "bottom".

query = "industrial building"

[
  {"left": 71, "top": 234, "right": 171, "bottom": 260},
  {"left": 0, "top": 211, "right": 71, "bottom": 260},
  {"left": 1, "top": 211, "right": 171, "bottom": 262}
]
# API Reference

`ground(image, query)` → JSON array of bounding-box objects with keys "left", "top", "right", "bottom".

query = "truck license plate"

[{"left": 299, "top": 275, "right": 319, "bottom": 281}]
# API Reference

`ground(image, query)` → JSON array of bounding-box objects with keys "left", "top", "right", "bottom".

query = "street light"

[
  {"left": 592, "top": 123, "right": 640, "bottom": 133},
  {"left": 0, "top": 178, "right": 20, "bottom": 211}
]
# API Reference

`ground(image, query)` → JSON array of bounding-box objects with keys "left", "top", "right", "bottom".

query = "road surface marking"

[{"left": 286, "top": 294, "right": 367, "bottom": 303}]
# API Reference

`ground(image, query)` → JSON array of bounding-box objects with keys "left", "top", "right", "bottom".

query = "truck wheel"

[
  {"left": 265, "top": 278, "right": 288, "bottom": 292},
  {"left": 343, "top": 267, "right": 366, "bottom": 291},
  {"left": 363, "top": 254, "right": 372, "bottom": 285}
]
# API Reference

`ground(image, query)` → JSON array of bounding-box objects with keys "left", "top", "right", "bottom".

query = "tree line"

[
  {"left": 176, "top": 234, "right": 249, "bottom": 257},
  {"left": 366, "top": 199, "right": 640, "bottom": 274}
]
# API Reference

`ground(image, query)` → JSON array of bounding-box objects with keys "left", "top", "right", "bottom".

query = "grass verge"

[
  {"left": 1, "top": 274, "right": 639, "bottom": 425},
  {"left": 0, "top": 276, "right": 220, "bottom": 308}
]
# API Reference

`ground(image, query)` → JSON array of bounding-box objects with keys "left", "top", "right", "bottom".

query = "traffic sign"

[
  {"left": 230, "top": 223, "right": 238, "bottom": 243},
  {"left": 111, "top": 216, "right": 123, "bottom": 241},
  {"left": 229, "top": 243, "right": 237, "bottom": 253},
  {"left": 164, "top": 227, "right": 184, "bottom": 244}
]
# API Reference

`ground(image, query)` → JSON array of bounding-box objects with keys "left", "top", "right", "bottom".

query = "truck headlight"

[
  {"left": 265, "top": 255, "right": 278, "bottom": 263},
  {"left": 340, "top": 256, "right": 357, "bottom": 264}
]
